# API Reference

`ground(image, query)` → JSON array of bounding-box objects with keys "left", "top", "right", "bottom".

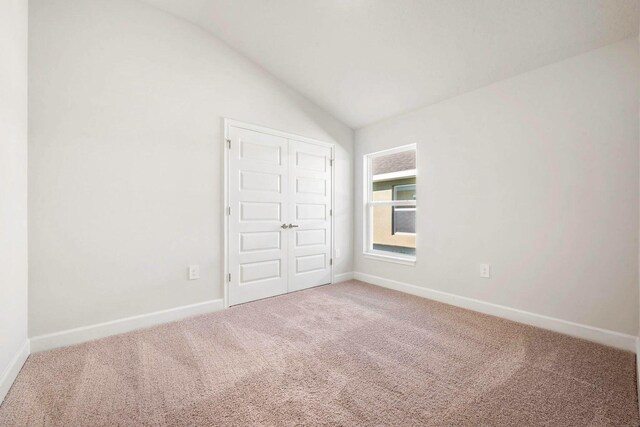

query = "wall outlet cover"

[
  {"left": 480, "top": 263, "right": 491, "bottom": 279},
  {"left": 188, "top": 265, "right": 200, "bottom": 280}
]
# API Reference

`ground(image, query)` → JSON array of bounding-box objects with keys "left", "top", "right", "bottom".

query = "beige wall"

[
  {"left": 355, "top": 38, "right": 639, "bottom": 335},
  {"left": 28, "top": 0, "right": 354, "bottom": 337},
  {"left": 0, "top": 0, "right": 28, "bottom": 400}
]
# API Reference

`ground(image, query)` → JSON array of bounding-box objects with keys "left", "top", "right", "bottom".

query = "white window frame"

[{"left": 363, "top": 144, "right": 417, "bottom": 266}]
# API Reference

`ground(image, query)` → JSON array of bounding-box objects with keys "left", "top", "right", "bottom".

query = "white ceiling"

[{"left": 141, "top": 0, "right": 639, "bottom": 128}]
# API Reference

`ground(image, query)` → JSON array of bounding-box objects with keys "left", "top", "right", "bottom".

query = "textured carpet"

[{"left": 0, "top": 280, "right": 638, "bottom": 426}]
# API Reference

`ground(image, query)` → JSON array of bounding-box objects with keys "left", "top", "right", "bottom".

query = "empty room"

[{"left": 1, "top": 0, "right": 640, "bottom": 425}]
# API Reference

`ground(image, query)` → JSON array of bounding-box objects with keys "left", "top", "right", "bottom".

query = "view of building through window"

[{"left": 367, "top": 146, "right": 416, "bottom": 258}]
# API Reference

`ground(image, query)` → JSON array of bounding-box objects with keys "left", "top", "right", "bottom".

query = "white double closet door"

[{"left": 228, "top": 125, "right": 333, "bottom": 306}]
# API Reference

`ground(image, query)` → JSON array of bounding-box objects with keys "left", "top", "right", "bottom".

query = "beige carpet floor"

[{"left": 0, "top": 280, "right": 638, "bottom": 426}]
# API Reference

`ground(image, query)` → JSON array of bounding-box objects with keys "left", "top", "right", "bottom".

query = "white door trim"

[{"left": 223, "top": 118, "right": 335, "bottom": 308}]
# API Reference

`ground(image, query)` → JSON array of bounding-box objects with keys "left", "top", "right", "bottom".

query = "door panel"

[
  {"left": 240, "top": 231, "right": 281, "bottom": 253},
  {"left": 240, "top": 171, "right": 281, "bottom": 193},
  {"left": 240, "top": 259, "right": 282, "bottom": 284},
  {"left": 228, "top": 127, "right": 289, "bottom": 306},
  {"left": 296, "top": 229, "right": 326, "bottom": 247},
  {"left": 296, "top": 203, "right": 326, "bottom": 220},
  {"left": 296, "top": 177, "right": 326, "bottom": 195},
  {"left": 296, "top": 152, "right": 327, "bottom": 171},
  {"left": 296, "top": 253, "right": 326, "bottom": 273},
  {"left": 240, "top": 202, "right": 281, "bottom": 221},
  {"left": 287, "top": 140, "right": 333, "bottom": 292}
]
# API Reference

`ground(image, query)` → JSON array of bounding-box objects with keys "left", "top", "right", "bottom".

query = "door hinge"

[
  {"left": 330, "top": 159, "right": 334, "bottom": 166},
  {"left": 227, "top": 206, "right": 231, "bottom": 215},
  {"left": 228, "top": 273, "right": 231, "bottom": 282},
  {"left": 329, "top": 209, "right": 332, "bottom": 216},
  {"left": 226, "top": 138, "right": 231, "bottom": 149},
  {"left": 330, "top": 258, "right": 333, "bottom": 266}
]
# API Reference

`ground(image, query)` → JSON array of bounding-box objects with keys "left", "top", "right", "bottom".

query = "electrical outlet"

[
  {"left": 479, "top": 263, "right": 491, "bottom": 279},
  {"left": 188, "top": 265, "right": 200, "bottom": 280}
]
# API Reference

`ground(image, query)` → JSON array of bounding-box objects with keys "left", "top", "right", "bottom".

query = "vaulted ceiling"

[{"left": 141, "top": 0, "right": 639, "bottom": 128}]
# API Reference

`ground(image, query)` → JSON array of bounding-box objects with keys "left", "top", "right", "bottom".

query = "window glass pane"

[
  {"left": 371, "top": 150, "right": 416, "bottom": 175},
  {"left": 371, "top": 149, "right": 416, "bottom": 199},
  {"left": 372, "top": 205, "right": 416, "bottom": 256},
  {"left": 393, "top": 207, "right": 416, "bottom": 234},
  {"left": 372, "top": 244, "right": 416, "bottom": 256},
  {"left": 393, "top": 184, "right": 416, "bottom": 201}
]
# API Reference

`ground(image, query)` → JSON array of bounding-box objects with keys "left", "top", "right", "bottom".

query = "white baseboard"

[
  {"left": 30, "top": 299, "right": 225, "bottom": 353},
  {"left": 334, "top": 271, "right": 354, "bottom": 283},
  {"left": 0, "top": 340, "right": 30, "bottom": 404},
  {"left": 353, "top": 272, "right": 638, "bottom": 352}
]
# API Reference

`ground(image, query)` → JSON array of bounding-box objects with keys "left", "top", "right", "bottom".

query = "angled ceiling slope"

[{"left": 141, "top": 0, "right": 639, "bottom": 128}]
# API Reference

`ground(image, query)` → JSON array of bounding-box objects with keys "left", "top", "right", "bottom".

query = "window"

[{"left": 364, "top": 144, "right": 416, "bottom": 264}]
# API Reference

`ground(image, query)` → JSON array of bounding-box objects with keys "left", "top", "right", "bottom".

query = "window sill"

[{"left": 363, "top": 252, "right": 416, "bottom": 266}]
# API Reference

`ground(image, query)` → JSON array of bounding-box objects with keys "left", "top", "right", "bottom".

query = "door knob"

[
  {"left": 281, "top": 223, "right": 288, "bottom": 229},
  {"left": 288, "top": 224, "right": 299, "bottom": 228}
]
